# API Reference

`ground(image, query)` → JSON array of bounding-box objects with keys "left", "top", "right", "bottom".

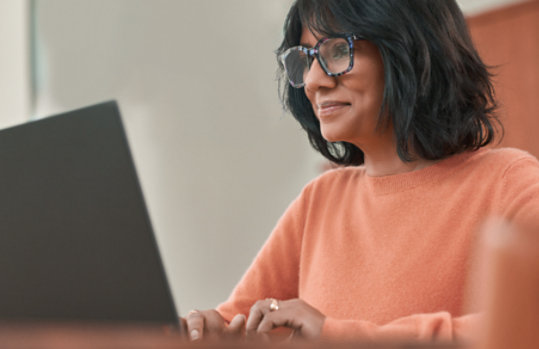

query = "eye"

[
  {"left": 320, "top": 38, "right": 350, "bottom": 63},
  {"left": 331, "top": 42, "right": 349, "bottom": 59}
]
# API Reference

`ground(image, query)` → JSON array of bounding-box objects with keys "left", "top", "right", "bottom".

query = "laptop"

[{"left": 0, "top": 101, "right": 179, "bottom": 326}]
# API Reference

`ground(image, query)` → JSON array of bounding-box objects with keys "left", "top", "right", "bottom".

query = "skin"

[
  {"left": 182, "top": 26, "right": 437, "bottom": 342},
  {"left": 183, "top": 309, "right": 245, "bottom": 340},
  {"left": 302, "top": 28, "right": 435, "bottom": 177},
  {"left": 245, "top": 298, "right": 325, "bottom": 340}
]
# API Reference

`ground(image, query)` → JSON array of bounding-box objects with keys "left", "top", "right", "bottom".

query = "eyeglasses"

[{"left": 279, "top": 34, "right": 360, "bottom": 88}]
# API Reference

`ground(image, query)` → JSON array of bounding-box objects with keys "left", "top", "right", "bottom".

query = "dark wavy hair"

[{"left": 276, "top": 0, "right": 501, "bottom": 166}]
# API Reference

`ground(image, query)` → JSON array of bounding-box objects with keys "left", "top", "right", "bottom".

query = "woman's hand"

[
  {"left": 182, "top": 309, "right": 245, "bottom": 341},
  {"left": 245, "top": 298, "right": 326, "bottom": 340}
]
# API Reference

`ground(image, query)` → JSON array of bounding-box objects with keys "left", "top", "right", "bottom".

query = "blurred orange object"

[{"left": 478, "top": 219, "right": 539, "bottom": 349}]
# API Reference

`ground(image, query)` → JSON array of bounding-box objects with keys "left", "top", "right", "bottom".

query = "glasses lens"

[
  {"left": 319, "top": 38, "right": 351, "bottom": 75},
  {"left": 281, "top": 47, "right": 310, "bottom": 87}
]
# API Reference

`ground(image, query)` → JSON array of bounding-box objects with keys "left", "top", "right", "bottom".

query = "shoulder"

[
  {"left": 303, "top": 165, "right": 366, "bottom": 193},
  {"left": 473, "top": 147, "right": 539, "bottom": 176},
  {"left": 458, "top": 147, "right": 539, "bottom": 176},
  {"left": 482, "top": 147, "right": 538, "bottom": 163},
  {"left": 481, "top": 149, "right": 539, "bottom": 226},
  {"left": 291, "top": 166, "right": 367, "bottom": 203},
  {"left": 469, "top": 148, "right": 539, "bottom": 208}
]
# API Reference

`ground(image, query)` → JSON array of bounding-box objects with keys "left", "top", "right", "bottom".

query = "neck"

[
  {"left": 349, "top": 123, "right": 437, "bottom": 176},
  {"left": 363, "top": 152, "right": 434, "bottom": 177},
  {"left": 358, "top": 137, "right": 435, "bottom": 177}
]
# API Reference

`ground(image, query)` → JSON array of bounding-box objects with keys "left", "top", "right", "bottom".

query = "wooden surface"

[
  {"left": 0, "top": 323, "right": 462, "bottom": 349},
  {"left": 0, "top": 324, "right": 183, "bottom": 349}
]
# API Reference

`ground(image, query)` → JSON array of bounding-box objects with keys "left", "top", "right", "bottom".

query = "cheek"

[
  {"left": 349, "top": 71, "right": 384, "bottom": 112},
  {"left": 371, "top": 69, "right": 385, "bottom": 100},
  {"left": 369, "top": 65, "right": 385, "bottom": 105},
  {"left": 303, "top": 90, "right": 317, "bottom": 112},
  {"left": 350, "top": 45, "right": 385, "bottom": 101},
  {"left": 369, "top": 78, "right": 385, "bottom": 115},
  {"left": 303, "top": 88, "right": 314, "bottom": 103}
]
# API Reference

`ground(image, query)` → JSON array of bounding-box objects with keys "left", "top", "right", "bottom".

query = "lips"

[{"left": 316, "top": 101, "right": 351, "bottom": 118}]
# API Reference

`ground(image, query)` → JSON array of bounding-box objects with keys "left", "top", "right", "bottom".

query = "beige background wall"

[
  {"left": 0, "top": 0, "right": 524, "bottom": 314},
  {"left": 0, "top": 0, "right": 30, "bottom": 129},
  {"left": 457, "top": 0, "right": 523, "bottom": 14}
]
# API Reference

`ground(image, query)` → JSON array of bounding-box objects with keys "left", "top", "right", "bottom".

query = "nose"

[{"left": 303, "top": 58, "right": 337, "bottom": 92}]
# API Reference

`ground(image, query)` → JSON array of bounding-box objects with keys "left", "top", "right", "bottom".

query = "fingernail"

[
  {"left": 234, "top": 314, "right": 246, "bottom": 322},
  {"left": 190, "top": 329, "right": 200, "bottom": 341}
]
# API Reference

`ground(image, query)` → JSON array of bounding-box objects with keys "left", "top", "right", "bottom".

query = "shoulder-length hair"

[{"left": 276, "top": 0, "right": 501, "bottom": 166}]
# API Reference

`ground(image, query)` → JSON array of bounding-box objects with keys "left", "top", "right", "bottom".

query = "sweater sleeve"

[
  {"left": 498, "top": 154, "right": 539, "bottom": 230},
  {"left": 216, "top": 185, "right": 309, "bottom": 322},
  {"left": 322, "top": 312, "right": 481, "bottom": 343}
]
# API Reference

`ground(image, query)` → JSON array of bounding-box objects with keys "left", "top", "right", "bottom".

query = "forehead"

[{"left": 299, "top": 27, "right": 323, "bottom": 47}]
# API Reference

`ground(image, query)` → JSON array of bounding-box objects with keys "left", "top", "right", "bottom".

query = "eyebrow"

[
  {"left": 299, "top": 33, "right": 329, "bottom": 48},
  {"left": 299, "top": 37, "right": 322, "bottom": 48}
]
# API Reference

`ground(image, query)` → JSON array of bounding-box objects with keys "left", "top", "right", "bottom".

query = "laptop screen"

[{"left": 0, "top": 101, "right": 178, "bottom": 325}]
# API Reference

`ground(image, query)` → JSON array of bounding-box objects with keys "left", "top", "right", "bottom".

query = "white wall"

[{"left": 0, "top": 0, "right": 30, "bottom": 128}]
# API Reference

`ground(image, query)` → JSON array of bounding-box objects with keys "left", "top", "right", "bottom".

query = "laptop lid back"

[{"left": 0, "top": 101, "right": 178, "bottom": 324}]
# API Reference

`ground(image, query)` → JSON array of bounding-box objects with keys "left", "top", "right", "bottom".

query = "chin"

[
  {"left": 321, "top": 133, "right": 344, "bottom": 143},
  {"left": 320, "top": 128, "right": 346, "bottom": 143}
]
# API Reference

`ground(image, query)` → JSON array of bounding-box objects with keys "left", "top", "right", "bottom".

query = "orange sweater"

[{"left": 217, "top": 148, "right": 539, "bottom": 342}]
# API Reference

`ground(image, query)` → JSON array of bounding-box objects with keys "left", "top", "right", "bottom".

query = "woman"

[{"left": 183, "top": 0, "right": 539, "bottom": 343}]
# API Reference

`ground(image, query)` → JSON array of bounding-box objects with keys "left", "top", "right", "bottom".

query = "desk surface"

[{"left": 0, "top": 324, "right": 462, "bottom": 349}]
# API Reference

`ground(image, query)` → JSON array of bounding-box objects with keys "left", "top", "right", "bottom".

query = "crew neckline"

[{"left": 364, "top": 148, "right": 489, "bottom": 195}]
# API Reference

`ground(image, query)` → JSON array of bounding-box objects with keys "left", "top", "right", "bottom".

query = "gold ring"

[{"left": 268, "top": 298, "right": 279, "bottom": 311}]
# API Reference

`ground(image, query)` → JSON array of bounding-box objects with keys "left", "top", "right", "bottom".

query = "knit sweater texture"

[{"left": 216, "top": 147, "right": 539, "bottom": 342}]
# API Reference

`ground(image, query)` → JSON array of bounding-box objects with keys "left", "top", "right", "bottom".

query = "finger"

[
  {"left": 228, "top": 314, "right": 246, "bottom": 332},
  {"left": 256, "top": 299, "right": 298, "bottom": 334},
  {"left": 246, "top": 299, "right": 272, "bottom": 337},
  {"left": 257, "top": 309, "right": 292, "bottom": 334},
  {"left": 258, "top": 299, "right": 324, "bottom": 339},
  {"left": 224, "top": 314, "right": 246, "bottom": 338},
  {"left": 179, "top": 317, "right": 188, "bottom": 339},
  {"left": 202, "top": 310, "right": 226, "bottom": 336},
  {"left": 186, "top": 310, "right": 204, "bottom": 341}
]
